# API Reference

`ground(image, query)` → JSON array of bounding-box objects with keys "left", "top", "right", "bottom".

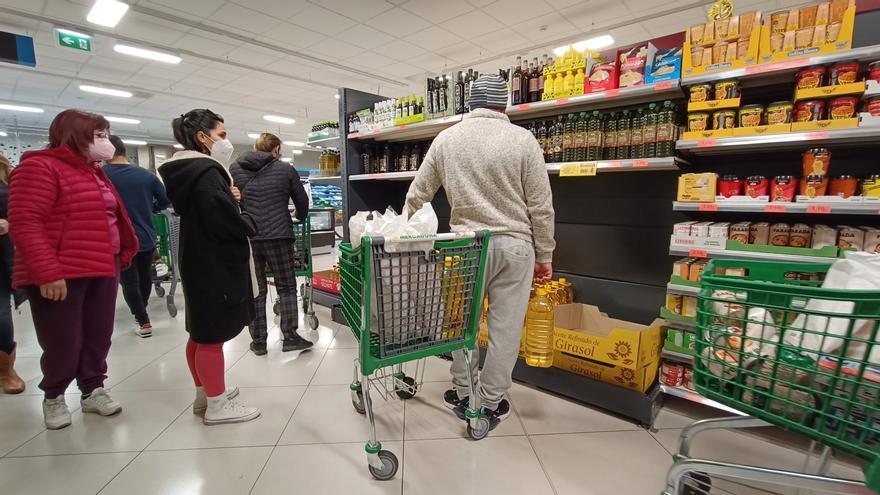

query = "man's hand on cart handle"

[
  {"left": 40, "top": 280, "right": 67, "bottom": 301},
  {"left": 534, "top": 263, "right": 553, "bottom": 284},
  {"left": 230, "top": 186, "right": 241, "bottom": 202}
]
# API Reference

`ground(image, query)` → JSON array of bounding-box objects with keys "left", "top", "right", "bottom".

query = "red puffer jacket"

[{"left": 9, "top": 146, "right": 138, "bottom": 288}]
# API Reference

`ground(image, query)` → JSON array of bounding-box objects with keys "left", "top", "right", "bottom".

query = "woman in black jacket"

[
  {"left": 159, "top": 109, "right": 259, "bottom": 425},
  {"left": 0, "top": 153, "right": 24, "bottom": 394}
]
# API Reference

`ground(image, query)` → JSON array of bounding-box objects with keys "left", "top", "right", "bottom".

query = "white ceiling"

[{"left": 0, "top": 0, "right": 799, "bottom": 146}]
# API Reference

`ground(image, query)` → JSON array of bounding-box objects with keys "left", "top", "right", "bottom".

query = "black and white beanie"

[{"left": 468, "top": 74, "right": 508, "bottom": 111}]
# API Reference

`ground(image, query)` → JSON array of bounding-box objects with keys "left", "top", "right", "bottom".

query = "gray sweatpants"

[{"left": 451, "top": 235, "right": 535, "bottom": 410}]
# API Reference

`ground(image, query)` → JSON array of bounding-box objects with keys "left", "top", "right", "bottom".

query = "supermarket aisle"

[{"left": 0, "top": 256, "right": 865, "bottom": 495}]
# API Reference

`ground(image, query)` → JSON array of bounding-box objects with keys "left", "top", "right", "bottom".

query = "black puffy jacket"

[{"left": 230, "top": 151, "right": 309, "bottom": 240}]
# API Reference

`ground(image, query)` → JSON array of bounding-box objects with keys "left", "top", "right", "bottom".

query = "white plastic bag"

[
  {"left": 386, "top": 203, "right": 438, "bottom": 253},
  {"left": 349, "top": 211, "right": 370, "bottom": 249}
]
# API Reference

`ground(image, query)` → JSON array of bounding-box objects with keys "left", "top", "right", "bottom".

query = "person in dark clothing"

[
  {"left": 104, "top": 136, "right": 171, "bottom": 338},
  {"left": 159, "top": 108, "right": 260, "bottom": 426},
  {"left": 0, "top": 153, "right": 25, "bottom": 394},
  {"left": 231, "top": 132, "right": 311, "bottom": 355}
]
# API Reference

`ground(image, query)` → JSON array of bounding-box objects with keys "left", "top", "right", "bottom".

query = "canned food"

[
  {"left": 738, "top": 104, "right": 764, "bottom": 127},
  {"left": 689, "top": 84, "right": 713, "bottom": 103},
  {"left": 803, "top": 148, "right": 831, "bottom": 177},
  {"left": 771, "top": 175, "right": 797, "bottom": 202},
  {"left": 829, "top": 61, "right": 860, "bottom": 85},
  {"left": 713, "top": 109, "right": 736, "bottom": 130},
  {"left": 867, "top": 95, "right": 880, "bottom": 116},
  {"left": 718, "top": 175, "right": 743, "bottom": 198},
  {"left": 688, "top": 112, "right": 711, "bottom": 132},
  {"left": 830, "top": 175, "right": 858, "bottom": 198},
  {"left": 766, "top": 101, "right": 793, "bottom": 124},
  {"left": 870, "top": 61, "right": 880, "bottom": 83},
  {"left": 714, "top": 80, "right": 740, "bottom": 100},
  {"left": 864, "top": 174, "right": 880, "bottom": 198},
  {"left": 745, "top": 175, "right": 769, "bottom": 198},
  {"left": 830, "top": 96, "right": 858, "bottom": 119},
  {"left": 796, "top": 66, "right": 826, "bottom": 89},
  {"left": 800, "top": 175, "right": 828, "bottom": 198},
  {"left": 795, "top": 100, "right": 826, "bottom": 122}
]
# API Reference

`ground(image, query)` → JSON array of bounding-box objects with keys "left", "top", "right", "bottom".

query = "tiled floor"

[{"left": 0, "top": 257, "right": 869, "bottom": 494}]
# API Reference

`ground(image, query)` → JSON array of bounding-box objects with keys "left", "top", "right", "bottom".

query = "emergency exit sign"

[{"left": 57, "top": 30, "right": 91, "bottom": 52}]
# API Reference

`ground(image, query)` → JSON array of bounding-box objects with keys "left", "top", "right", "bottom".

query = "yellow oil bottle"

[
  {"left": 524, "top": 288, "right": 555, "bottom": 367},
  {"left": 558, "top": 278, "right": 573, "bottom": 304}
]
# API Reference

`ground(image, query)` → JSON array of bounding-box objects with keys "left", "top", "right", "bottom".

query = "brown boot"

[{"left": 0, "top": 343, "right": 25, "bottom": 394}]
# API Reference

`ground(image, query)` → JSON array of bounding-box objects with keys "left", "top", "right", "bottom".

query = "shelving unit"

[
  {"left": 547, "top": 156, "right": 683, "bottom": 174},
  {"left": 347, "top": 115, "right": 461, "bottom": 142},
  {"left": 668, "top": 245, "right": 836, "bottom": 264},
  {"left": 661, "top": 349, "right": 695, "bottom": 365},
  {"left": 308, "top": 135, "right": 341, "bottom": 148},
  {"left": 348, "top": 170, "right": 417, "bottom": 181},
  {"left": 660, "top": 385, "right": 746, "bottom": 416},
  {"left": 666, "top": 282, "right": 699, "bottom": 296},
  {"left": 673, "top": 201, "right": 880, "bottom": 215},
  {"left": 676, "top": 126, "right": 880, "bottom": 155},
  {"left": 309, "top": 175, "right": 342, "bottom": 182}
]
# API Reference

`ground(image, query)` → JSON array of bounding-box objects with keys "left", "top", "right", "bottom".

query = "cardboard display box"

[{"left": 553, "top": 350, "right": 659, "bottom": 393}]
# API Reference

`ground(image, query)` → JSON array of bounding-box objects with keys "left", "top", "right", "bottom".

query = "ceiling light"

[
  {"left": 0, "top": 103, "right": 44, "bottom": 113},
  {"left": 114, "top": 44, "right": 181, "bottom": 64},
  {"left": 106, "top": 116, "right": 140, "bottom": 124},
  {"left": 284, "top": 141, "right": 304, "bottom": 147},
  {"left": 80, "top": 85, "right": 132, "bottom": 98},
  {"left": 122, "top": 139, "right": 147, "bottom": 145},
  {"left": 281, "top": 157, "right": 293, "bottom": 163},
  {"left": 334, "top": 94, "right": 340, "bottom": 99},
  {"left": 263, "top": 115, "right": 295, "bottom": 125},
  {"left": 292, "top": 150, "right": 303, "bottom": 155},
  {"left": 571, "top": 35, "right": 615, "bottom": 54},
  {"left": 0, "top": 131, "right": 7, "bottom": 137},
  {"left": 86, "top": 0, "right": 129, "bottom": 28},
  {"left": 247, "top": 133, "right": 261, "bottom": 139},
  {"left": 155, "top": 154, "right": 166, "bottom": 159},
  {"left": 173, "top": 144, "right": 183, "bottom": 149}
]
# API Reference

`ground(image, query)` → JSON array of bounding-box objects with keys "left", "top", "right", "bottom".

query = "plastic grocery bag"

[{"left": 349, "top": 211, "right": 370, "bottom": 248}]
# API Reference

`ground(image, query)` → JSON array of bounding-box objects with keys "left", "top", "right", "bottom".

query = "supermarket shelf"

[
  {"left": 660, "top": 385, "right": 747, "bottom": 416},
  {"left": 681, "top": 44, "right": 880, "bottom": 86},
  {"left": 312, "top": 287, "right": 340, "bottom": 310},
  {"left": 506, "top": 81, "right": 683, "bottom": 121},
  {"left": 307, "top": 135, "right": 340, "bottom": 147},
  {"left": 546, "top": 156, "right": 683, "bottom": 174},
  {"left": 349, "top": 170, "right": 417, "bottom": 181},
  {"left": 673, "top": 201, "right": 880, "bottom": 215},
  {"left": 669, "top": 245, "right": 835, "bottom": 264},
  {"left": 308, "top": 175, "right": 342, "bottom": 182},
  {"left": 347, "top": 115, "right": 462, "bottom": 142},
  {"left": 662, "top": 349, "right": 695, "bottom": 364},
  {"left": 667, "top": 282, "right": 699, "bottom": 296},
  {"left": 676, "top": 126, "right": 880, "bottom": 155}
]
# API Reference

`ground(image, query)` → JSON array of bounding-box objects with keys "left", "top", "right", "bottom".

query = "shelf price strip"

[
  {"left": 807, "top": 204, "right": 832, "bottom": 214},
  {"left": 689, "top": 249, "right": 709, "bottom": 258},
  {"left": 698, "top": 203, "right": 719, "bottom": 212},
  {"left": 559, "top": 162, "right": 598, "bottom": 177},
  {"left": 765, "top": 204, "right": 788, "bottom": 213}
]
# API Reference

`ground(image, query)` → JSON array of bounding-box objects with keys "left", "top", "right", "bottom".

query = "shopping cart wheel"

[
  {"left": 154, "top": 285, "right": 166, "bottom": 298},
  {"left": 682, "top": 472, "right": 711, "bottom": 495},
  {"left": 467, "top": 416, "right": 491, "bottom": 440},
  {"left": 166, "top": 296, "right": 178, "bottom": 318},
  {"left": 394, "top": 376, "right": 417, "bottom": 400},
  {"left": 307, "top": 314, "right": 319, "bottom": 330},
  {"left": 351, "top": 390, "right": 366, "bottom": 415},
  {"left": 368, "top": 450, "right": 398, "bottom": 481}
]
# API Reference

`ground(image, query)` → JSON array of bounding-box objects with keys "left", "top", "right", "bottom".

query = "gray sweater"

[{"left": 405, "top": 108, "right": 555, "bottom": 262}]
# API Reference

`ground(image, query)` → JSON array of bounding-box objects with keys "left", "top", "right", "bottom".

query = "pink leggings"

[{"left": 185, "top": 339, "right": 225, "bottom": 397}]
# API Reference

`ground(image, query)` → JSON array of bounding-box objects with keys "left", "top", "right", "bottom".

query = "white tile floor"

[{"left": 0, "top": 256, "right": 869, "bottom": 494}]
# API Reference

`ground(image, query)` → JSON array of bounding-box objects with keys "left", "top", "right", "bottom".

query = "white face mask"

[{"left": 206, "top": 135, "right": 234, "bottom": 165}]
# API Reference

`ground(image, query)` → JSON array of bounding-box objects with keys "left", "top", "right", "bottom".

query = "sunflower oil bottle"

[
  {"left": 477, "top": 295, "right": 489, "bottom": 346},
  {"left": 558, "top": 278, "right": 574, "bottom": 304},
  {"left": 524, "top": 288, "right": 555, "bottom": 367},
  {"left": 441, "top": 256, "right": 465, "bottom": 339}
]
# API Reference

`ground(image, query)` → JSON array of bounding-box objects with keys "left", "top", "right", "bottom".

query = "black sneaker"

[
  {"left": 282, "top": 336, "right": 313, "bottom": 352},
  {"left": 249, "top": 342, "right": 267, "bottom": 356},
  {"left": 444, "top": 389, "right": 467, "bottom": 411},
  {"left": 480, "top": 399, "right": 511, "bottom": 431}
]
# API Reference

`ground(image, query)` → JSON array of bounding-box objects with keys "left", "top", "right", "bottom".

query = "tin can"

[
  {"left": 738, "top": 104, "right": 764, "bottom": 127},
  {"left": 745, "top": 175, "right": 769, "bottom": 198},
  {"left": 803, "top": 148, "right": 831, "bottom": 177},
  {"left": 829, "top": 61, "right": 859, "bottom": 85},
  {"left": 713, "top": 109, "right": 736, "bottom": 130},
  {"left": 829, "top": 175, "right": 858, "bottom": 198},
  {"left": 718, "top": 175, "right": 743, "bottom": 198},
  {"left": 829, "top": 96, "right": 858, "bottom": 119},
  {"left": 869, "top": 61, "right": 880, "bottom": 83},
  {"left": 795, "top": 100, "right": 826, "bottom": 122},
  {"left": 714, "top": 80, "right": 740, "bottom": 100},
  {"left": 866, "top": 95, "right": 880, "bottom": 117},
  {"left": 800, "top": 175, "right": 829, "bottom": 198},
  {"left": 689, "top": 84, "right": 713, "bottom": 102},
  {"left": 688, "top": 112, "right": 711, "bottom": 132},
  {"left": 796, "top": 66, "right": 826, "bottom": 89},
  {"left": 766, "top": 100, "right": 793, "bottom": 124},
  {"left": 771, "top": 175, "right": 797, "bottom": 202}
]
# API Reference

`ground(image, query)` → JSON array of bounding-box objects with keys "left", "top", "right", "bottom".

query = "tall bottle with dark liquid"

[
  {"left": 410, "top": 143, "right": 421, "bottom": 171},
  {"left": 655, "top": 100, "right": 676, "bottom": 157},
  {"left": 586, "top": 111, "right": 603, "bottom": 161},
  {"left": 562, "top": 113, "right": 576, "bottom": 162},
  {"left": 379, "top": 145, "right": 390, "bottom": 173},
  {"left": 574, "top": 112, "right": 587, "bottom": 161},
  {"left": 603, "top": 112, "right": 618, "bottom": 160},
  {"left": 441, "top": 75, "right": 449, "bottom": 113},
  {"left": 642, "top": 103, "right": 659, "bottom": 158},
  {"left": 630, "top": 107, "right": 645, "bottom": 159},
  {"left": 617, "top": 110, "right": 631, "bottom": 160},
  {"left": 463, "top": 69, "right": 474, "bottom": 112},
  {"left": 511, "top": 56, "right": 523, "bottom": 105},
  {"left": 528, "top": 58, "right": 540, "bottom": 103},
  {"left": 536, "top": 120, "right": 548, "bottom": 163},
  {"left": 426, "top": 79, "right": 435, "bottom": 115},
  {"left": 537, "top": 55, "right": 547, "bottom": 101},
  {"left": 521, "top": 57, "right": 531, "bottom": 105}
]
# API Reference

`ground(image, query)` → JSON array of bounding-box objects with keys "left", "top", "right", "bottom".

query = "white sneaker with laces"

[
  {"left": 134, "top": 323, "right": 153, "bottom": 338},
  {"left": 81, "top": 388, "right": 122, "bottom": 416},
  {"left": 203, "top": 396, "right": 260, "bottom": 425},
  {"left": 192, "top": 386, "right": 241, "bottom": 415},
  {"left": 43, "top": 397, "right": 72, "bottom": 430}
]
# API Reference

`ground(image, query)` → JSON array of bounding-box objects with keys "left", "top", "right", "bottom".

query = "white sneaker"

[
  {"left": 134, "top": 323, "right": 153, "bottom": 338},
  {"left": 203, "top": 396, "right": 260, "bottom": 425},
  {"left": 43, "top": 397, "right": 72, "bottom": 430},
  {"left": 80, "top": 388, "right": 122, "bottom": 416},
  {"left": 192, "top": 386, "right": 241, "bottom": 415}
]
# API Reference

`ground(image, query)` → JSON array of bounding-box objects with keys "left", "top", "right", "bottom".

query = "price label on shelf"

[
  {"left": 632, "top": 159, "right": 649, "bottom": 168},
  {"left": 559, "top": 162, "right": 598, "bottom": 177},
  {"left": 517, "top": 104, "right": 530, "bottom": 111},
  {"left": 745, "top": 58, "right": 806, "bottom": 75},
  {"left": 698, "top": 203, "right": 719, "bottom": 212},
  {"left": 607, "top": 160, "right": 623, "bottom": 168},
  {"left": 606, "top": 88, "right": 620, "bottom": 98},
  {"left": 805, "top": 131, "right": 829, "bottom": 140},
  {"left": 807, "top": 204, "right": 832, "bottom": 214},
  {"left": 398, "top": 124, "right": 407, "bottom": 130},
  {"left": 371, "top": 129, "right": 380, "bottom": 135},
  {"left": 764, "top": 204, "right": 788, "bottom": 213},
  {"left": 555, "top": 98, "right": 570, "bottom": 105},
  {"left": 697, "top": 138, "right": 717, "bottom": 148},
  {"left": 689, "top": 249, "right": 709, "bottom": 258},
  {"left": 653, "top": 81, "right": 673, "bottom": 91}
]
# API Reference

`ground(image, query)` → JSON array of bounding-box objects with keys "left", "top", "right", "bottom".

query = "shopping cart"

[
  {"left": 270, "top": 216, "right": 319, "bottom": 330},
  {"left": 663, "top": 259, "right": 879, "bottom": 495},
  {"left": 151, "top": 210, "right": 180, "bottom": 317},
  {"left": 339, "top": 231, "right": 490, "bottom": 480}
]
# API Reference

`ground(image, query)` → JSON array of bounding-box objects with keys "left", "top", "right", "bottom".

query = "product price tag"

[
  {"left": 632, "top": 159, "right": 649, "bottom": 168},
  {"left": 607, "top": 160, "right": 622, "bottom": 168},
  {"left": 697, "top": 138, "right": 717, "bottom": 148},
  {"left": 807, "top": 204, "right": 832, "bottom": 214},
  {"left": 555, "top": 98, "right": 569, "bottom": 105},
  {"left": 698, "top": 203, "right": 719, "bottom": 212},
  {"left": 689, "top": 249, "right": 709, "bottom": 258},
  {"left": 805, "top": 131, "right": 829, "bottom": 140},
  {"left": 653, "top": 81, "right": 674, "bottom": 91},
  {"left": 559, "top": 162, "right": 598, "bottom": 177},
  {"left": 606, "top": 88, "right": 620, "bottom": 98},
  {"left": 764, "top": 204, "right": 788, "bottom": 213},
  {"left": 370, "top": 129, "right": 380, "bottom": 135},
  {"left": 398, "top": 124, "right": 407, "bottom": 130},
  {"left": 517, "top": 104, "right": 530, "bottom": 111}
]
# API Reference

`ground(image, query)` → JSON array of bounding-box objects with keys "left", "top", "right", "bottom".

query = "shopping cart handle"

[{"left": 368, "top": 230, "right": 486, "bottom": 245}]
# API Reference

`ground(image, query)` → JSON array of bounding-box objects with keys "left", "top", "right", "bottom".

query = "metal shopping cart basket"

[
  {"left": 664, "top": 259, "right": 880, "bottom": 495},
  {"left": 269, "top": 216, "right": 319, "bottom": 330},
  {"left": 151, "top": 210, "right": 180, "bottom": 317},
  {"left": 339, "top": 231, "right": 490, "bottom": 480}
]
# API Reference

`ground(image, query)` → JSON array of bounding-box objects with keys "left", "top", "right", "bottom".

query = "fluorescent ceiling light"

[
  {"left": 122, "top": 139, "right": 147, "bottom": 145},
  {"left": 292, "top": 150, "right": 303, "bottom": 155},
  {"left": 80, "top": 85, "right": 132, "bottom": 98},
  {"left": 173, "top": 144, "right": 184, "bottom": 149},
  {"left": 334, "top": 94, "right": 340, "bottom": 99},
  {"left": 263, "top": 115, "right": 295, "bottom": 125},
  {"left": 553, "top": 35, "right": 615, "bottom": 57},
  {"left": 87, "top": 0, "right": 129, "bottom": 28},
  {"left": 0, "top": 131, "right": 7, "bottom": 137},
  {"left": 0, "top": 103, "right": 44, "bottom": 113},
  {"left": 247, "top": 133, "right": 261, "bottom": 139},
  {"left": 283, "top": 141, "right": 304, "bottom": 147},
  {"left": 114, "top": 44, "right": 181, "bottom": 64},
  {"left": 106, "top": 116, "right": 140, "bottom": 124},
  {"left": 281, "top": 157, "right": 293, "bottom": 162}
]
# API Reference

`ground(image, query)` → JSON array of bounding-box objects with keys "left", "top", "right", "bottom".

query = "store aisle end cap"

[{"left": 468, "top": 74, "right": 509, "bottom": 111}]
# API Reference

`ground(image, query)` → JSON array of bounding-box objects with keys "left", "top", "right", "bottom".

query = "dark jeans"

[
  {"left": 0, "top": 280, "right": 11, "bottom": 354},
  {"left": 120, "top": 250, "right": 154, "bottom": 326},
  {"left": 251, "top": 239, "right": 299, "bottom": 344},
  {"left": 28, "top": 276, "right": 118, "bottom": 398}
]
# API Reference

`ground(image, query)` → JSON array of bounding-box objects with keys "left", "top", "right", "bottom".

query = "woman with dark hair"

[
  {"left": 0, "top": 153, "right": 26, "bottom": 394},
  {"left": 159, "top": 108, "right": 261, "bottom": 425},
  {"left": 9, "top": 110, "right": 138, "bottom": 429}
]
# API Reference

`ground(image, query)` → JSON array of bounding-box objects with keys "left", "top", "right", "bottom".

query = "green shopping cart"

[
  {"left": 664, "top": 258, "right": 880, "bottom": 495},
  {"left": 270, "top": 216, "right": 319, "bottom": 330},
  {"left": 151, "top": 210, "right": 179, "bottom": 317},
  {"left": 339, "top": 231, "right": 490, "bottom": 480}
]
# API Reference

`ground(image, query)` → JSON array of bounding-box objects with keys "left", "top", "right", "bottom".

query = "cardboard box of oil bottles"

[{"left": 552, "top": 304, "right": 662, "bottom": 392}]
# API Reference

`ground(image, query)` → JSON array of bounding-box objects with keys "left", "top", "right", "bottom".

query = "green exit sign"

[{"left": 57, "top": 30, "right": 91, "bottom": 52}]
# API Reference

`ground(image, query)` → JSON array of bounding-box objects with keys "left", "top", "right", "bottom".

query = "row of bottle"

[
  {"left": 310, "top": 121, "right": 339, "bottom": 132},
  {"left": 425, "top": 68, "right": 481, "bottom": 119},
  {"left": 522, "top": 100, "right": 681, "bottom": 163},
  {"left": 317, "top": 149, "right": 340, "bottom": 176},
  {"left": 511, "top": 54, "right": 552, "bottom": 105},
  {"left": 359, "top": 141, "right": 428, "bottom": 174},
  {"left": 375, "top": 95, "right": 426, "bottom": 126}
]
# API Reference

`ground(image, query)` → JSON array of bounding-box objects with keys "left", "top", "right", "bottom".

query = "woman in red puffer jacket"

[{"left": 8, "top": 109, "right": 138, "bottom": 430}]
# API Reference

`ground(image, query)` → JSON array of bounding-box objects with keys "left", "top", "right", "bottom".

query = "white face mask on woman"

[
  {"left": 206, "top": 135, "right": 235, "bottom": 165},
  {"left": 88, "top": 137, "right": 116, "bottom": 162}
]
